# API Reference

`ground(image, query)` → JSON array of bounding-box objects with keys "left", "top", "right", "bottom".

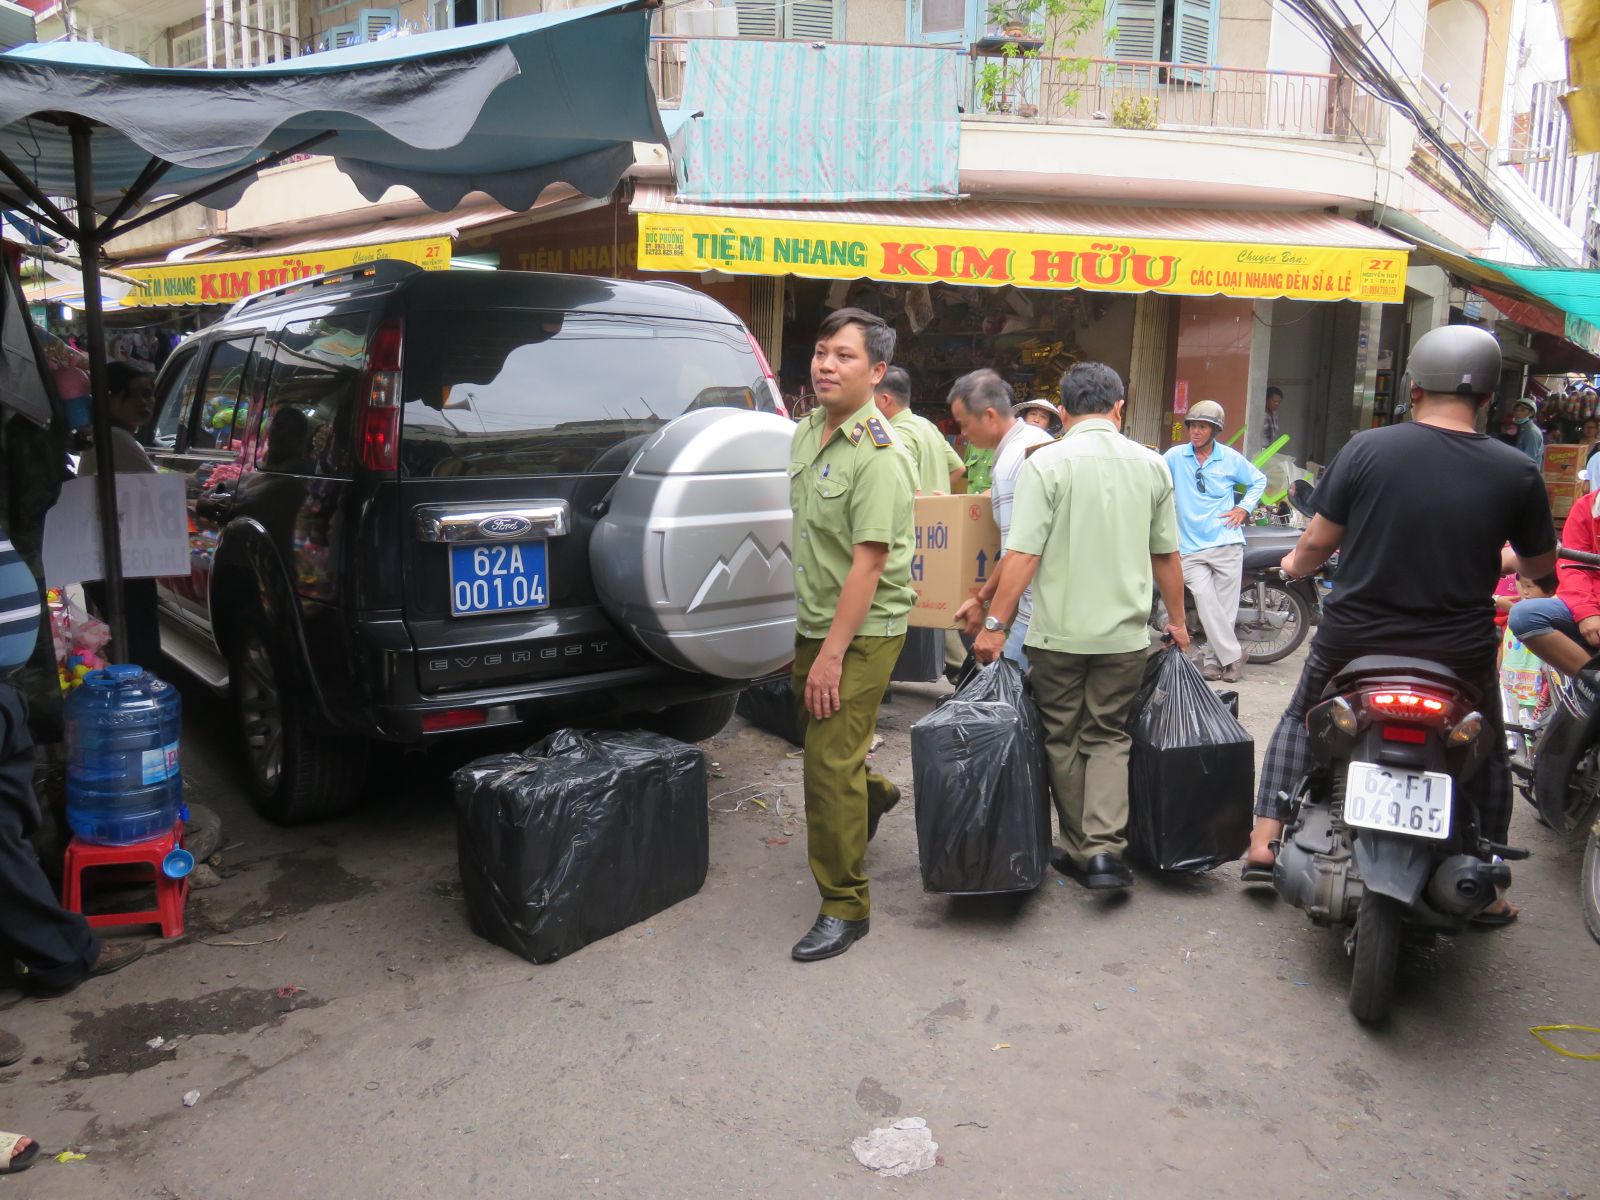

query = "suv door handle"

[{"left": 414, "top": 502, "right": 570, "bottom": 544}]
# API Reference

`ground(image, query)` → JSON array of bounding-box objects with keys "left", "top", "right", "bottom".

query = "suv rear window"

[{"left": 401, "top": 312, "right": 773, "bottom": 478}]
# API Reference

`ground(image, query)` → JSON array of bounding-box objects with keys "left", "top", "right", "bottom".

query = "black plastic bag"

[
  {"left": 909, "top": 658, "right": 1051, "bottom": 894},
  {"left": 1214, "top": 689, "right": 1240, "bottom": 719},
  {"left": 736, "top": 678, "right": 802, "bottom": 747},
  {"left": 891, "top": 626, "right": 944, "bottom": 683},
  {"left": 452, "top": 730, "right": 708, "bottom": 963},
  {"left": 1126, "top": 649, "right": 1254, "bottom": 873}
]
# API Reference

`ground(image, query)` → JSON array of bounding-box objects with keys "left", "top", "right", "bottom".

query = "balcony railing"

[
  {"left": 650, "top": 38, "right": 1386, "bottom": 148},
  {"left": 1412, "top": 73, "right": 1492, "bottom": 182}
]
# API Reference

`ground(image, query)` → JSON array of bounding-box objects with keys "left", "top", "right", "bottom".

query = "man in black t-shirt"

[{"left": 1240, "top": 327, "right": 1557, "bottom": 924}]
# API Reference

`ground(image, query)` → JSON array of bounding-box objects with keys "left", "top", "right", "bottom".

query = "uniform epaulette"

[
  {"left": 848, "top": 422, "right": 865, "bottom": 445},
  {"left": 865, "top": 417, "right": 893, "bottom": 448}
]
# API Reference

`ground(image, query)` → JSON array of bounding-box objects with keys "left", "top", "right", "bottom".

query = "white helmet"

[{"left": 1185, "top": 400, "right": 1226, "bottom": 430}]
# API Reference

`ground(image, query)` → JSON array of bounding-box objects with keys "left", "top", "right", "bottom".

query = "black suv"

[{"left": 142, "top": 263, "right": 797, "bottom": 823}]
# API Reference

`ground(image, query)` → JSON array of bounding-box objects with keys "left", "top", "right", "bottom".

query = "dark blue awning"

[{"left": 0, "top": 1, "right": 666, "bottom": 215}]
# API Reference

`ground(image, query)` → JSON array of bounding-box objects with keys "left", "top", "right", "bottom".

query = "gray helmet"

[
  {"left": 1184, "top": 399, "right": 1226, "bottom": 430},
  {"left": 1407, "top": 325, "right": 1502, "bottom": 396}
]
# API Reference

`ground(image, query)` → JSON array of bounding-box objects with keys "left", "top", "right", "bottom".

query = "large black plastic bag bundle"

[
  {"left": 909, "top": 658, "right": 1051, "bottom": 894},
  {"left": 1127, "top": 649, "right": 1254, "bottom": 872},
  {"left": 735, "top": 678, "right": 803, "bottom": 747},
  {"left": 891, "top": 626, "right": 944, "bottom": 682},
  {"left": 452, "top": 730, "right": 708, "bottom": 963}
]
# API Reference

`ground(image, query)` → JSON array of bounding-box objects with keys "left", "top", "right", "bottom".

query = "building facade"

[{"left": 19, "top": 0, "right": 1598, "bottom": 466}]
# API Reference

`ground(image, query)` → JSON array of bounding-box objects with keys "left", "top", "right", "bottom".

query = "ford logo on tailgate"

[{"left": 477, "top": 514, "right": 533, "bottom": 539}]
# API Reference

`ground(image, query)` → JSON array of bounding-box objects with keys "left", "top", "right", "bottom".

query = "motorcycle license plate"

[
  {"left": 449, "top": 542, "right": 549, "bottom": 616},
  {"left": 1343, "top": 761, "right": 1452, "bottom": 840}
]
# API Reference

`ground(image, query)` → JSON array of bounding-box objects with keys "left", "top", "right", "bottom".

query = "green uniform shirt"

[
  {"left": 888, "top": 408, "right": 963, "bottom": 494},
  {"left": 965, "top": 443, "right": 995, "bottom": 493},
  {"left": 1006, "top": 417, "right": 1179, "bottom": 655},
  {"left": 790, "top": 400, "right": 917, "bottom": 640}
]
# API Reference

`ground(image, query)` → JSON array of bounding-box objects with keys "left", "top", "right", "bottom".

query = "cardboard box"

[
  {"left": 908, "top": 494, "right": 1001, "bottom": 629},
  {"left": 1543, "top": 444, "right": 1585, "bottom": 483},
  {"left": 1549, "top": 480, "right": 1586, "bottom": 522}
]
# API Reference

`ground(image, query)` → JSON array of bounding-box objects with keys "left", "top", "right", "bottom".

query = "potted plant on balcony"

[
  {"left": 974, "top": 0, "right": 1103, "bottom": 120},
  {"left": 1110, "top": 95, "right": 1159, "bottom": 130}
]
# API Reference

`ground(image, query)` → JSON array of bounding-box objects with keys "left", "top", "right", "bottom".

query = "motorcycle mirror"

[{"left": 1288, "top": 478, "right": 1316, "bottom": 519}]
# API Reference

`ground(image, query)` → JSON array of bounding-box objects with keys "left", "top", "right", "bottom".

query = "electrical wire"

[{"left": 1282, "top": 0, "right": 1567, "bottom": 265}]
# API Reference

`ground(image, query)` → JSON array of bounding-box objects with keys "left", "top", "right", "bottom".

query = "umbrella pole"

[{"left": 69, "top": 118, "right": 131, "bottom": 660}]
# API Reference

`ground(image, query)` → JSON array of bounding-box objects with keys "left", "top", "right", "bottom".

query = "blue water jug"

[{"left": 65, "top": 665, "right": 183, "bottom": 845}]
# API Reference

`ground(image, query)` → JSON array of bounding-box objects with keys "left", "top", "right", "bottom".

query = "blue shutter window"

[
  {"left": 1171, "top": 0, "right": 1218, "bottom": 86},
  {"left": 1106, "top": 0, "right": 1215, "bottom": 90}
]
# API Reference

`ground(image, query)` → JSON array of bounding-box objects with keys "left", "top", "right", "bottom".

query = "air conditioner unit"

[
  {"left": 667, "top": 0, "right": 711, "bottom": 34},
  {"left": 681, "top": 5, "right": 738, "bottom": 36}
]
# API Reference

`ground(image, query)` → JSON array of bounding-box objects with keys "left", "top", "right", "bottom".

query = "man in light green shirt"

[
  {"left": 973, "top": 363, "right": 1189, "bottom": 891},
  {"left": 873, "top": 366, "right": 968, "bottom": 675},
  {"left": 787, "top": 307, "right": 916, "bottom": 962},
  {"left": 873, "top": 367, "right": 965, "bottom": 495}
]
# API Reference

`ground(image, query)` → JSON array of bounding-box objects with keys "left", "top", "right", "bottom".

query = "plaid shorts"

[{"left": 1255, "top": 640, "right": 1512, "bottom": 844}]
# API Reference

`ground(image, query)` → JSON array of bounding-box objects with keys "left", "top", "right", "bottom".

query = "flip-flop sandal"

[
  {"left": 0, "top": 1132, "right": 39, "bottom": 1176},
  {"left": 1240, "top": 857, "right": 1276, "bottom": 885},
  {"left": 1471, "top": 904, "right": 1519, "bottom": 928}
]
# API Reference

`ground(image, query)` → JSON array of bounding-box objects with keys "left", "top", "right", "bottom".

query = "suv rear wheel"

[
  {"left": 639, "top": 694, "right": 738, "bottom": 744},
  {"left": 231, "top": 619, "right": 368, "bottom": 825}
]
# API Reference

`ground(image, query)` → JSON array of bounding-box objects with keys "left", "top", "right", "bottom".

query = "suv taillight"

[
  {"left": 358, "top": 318, "right": 404, "bottom": 472},
  {"left": 746, "top": 330, "right": 786, "bottom": 417}
]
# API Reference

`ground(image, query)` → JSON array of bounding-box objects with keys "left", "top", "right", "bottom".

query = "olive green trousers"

[{"left": 791, "top": 633, "right": 905, "bottom": 920}]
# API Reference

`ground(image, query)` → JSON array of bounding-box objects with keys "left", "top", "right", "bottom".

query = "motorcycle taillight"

[{"left": 1363, "top": 688, "right": 1452, "bottom": 722}]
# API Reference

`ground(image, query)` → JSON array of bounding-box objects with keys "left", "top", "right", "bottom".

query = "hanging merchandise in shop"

[
  {"left": 120, "top": 237, "right": 451, "bottom": 308},
  {"left": 638, "top": 212, "right": 1407, "bottom": 304}
]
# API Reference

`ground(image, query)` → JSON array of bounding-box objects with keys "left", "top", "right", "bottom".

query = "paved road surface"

[{"left": 2, "top": 649, "right": 1593, "bottom": 1198}]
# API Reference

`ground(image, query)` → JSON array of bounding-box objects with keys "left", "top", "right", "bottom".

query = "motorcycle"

[
  {"left": 1273, "top": 653, "right": 1516, "bottom": 1023},
  {"left": 1153, "top": 525, "right": 1316, "bottom": 665},
  {"left": 1528, "top": 544, "right": 1600, "bottom": 945}
]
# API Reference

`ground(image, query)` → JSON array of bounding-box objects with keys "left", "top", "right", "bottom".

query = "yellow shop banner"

[
  {"left": 638, "top": 213, "right": 1407, "bottom": 304},
  {"left": 121, "top": 236, "right": 451, "bottom": 308}
]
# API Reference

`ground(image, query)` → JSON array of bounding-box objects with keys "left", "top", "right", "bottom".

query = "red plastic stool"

[{"left": 61, "top": 823, "right": 190, "bottom": 939}]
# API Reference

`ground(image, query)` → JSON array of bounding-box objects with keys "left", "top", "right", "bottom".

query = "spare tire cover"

[{"left": 590, "top": 408, "right": 795, "bottom": 680}]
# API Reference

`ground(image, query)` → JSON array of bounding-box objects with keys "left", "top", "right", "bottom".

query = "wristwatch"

[{"left": 982, "top": 615, "right": 1007, "bottom": 634}]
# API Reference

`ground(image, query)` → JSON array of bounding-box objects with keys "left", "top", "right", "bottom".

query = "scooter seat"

[
  {"left": 1242, "top": 544, "right": 1291, "bottom": 571},
  {"left": 1324, "top": 655, "right": 1480, "bottom": 705}
]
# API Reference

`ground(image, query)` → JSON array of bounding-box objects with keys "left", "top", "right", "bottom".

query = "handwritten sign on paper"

[{"left": 44, "top": 474, "right": 189, "bottom": 587}]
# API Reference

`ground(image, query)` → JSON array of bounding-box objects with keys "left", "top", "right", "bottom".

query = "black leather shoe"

[
  {"left": 867, "top": 784, "right": 902, "bottom": 842},
  {"left": 1052, "top": 852, "right": 1134, "bottom": 891},
  {"left": 791, "top": 915, "right": 870, "bottom": 961}
]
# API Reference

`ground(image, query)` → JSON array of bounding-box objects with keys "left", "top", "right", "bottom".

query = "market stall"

[{"left": 0, "top": 0, "right": 668, "bottom": 656}]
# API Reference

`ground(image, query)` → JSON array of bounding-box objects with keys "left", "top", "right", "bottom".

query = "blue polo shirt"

[{"left": 1163, "top": 440, "right": 1268, "bottom": 555}]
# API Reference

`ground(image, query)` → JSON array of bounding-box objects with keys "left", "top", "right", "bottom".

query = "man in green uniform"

[
  {"left": 788, "top": 307, "right": 916, "bottom": 961},
  {"left": 873, "top": 366, "right": 968, "bottom": 675},
  {"left": 973, "top": 363, "right": 1189, "bottom": 892},
  {"left": 964, "top": 441, "right": 995, "bottom": 493},
  {"left": 874, "top": 367, "right": 966, "bottom": 495}
]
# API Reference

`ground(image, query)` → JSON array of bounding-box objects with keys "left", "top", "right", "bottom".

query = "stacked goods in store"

[{"left": 1543, "top": 444, "right": 1586, "bottom": 521}]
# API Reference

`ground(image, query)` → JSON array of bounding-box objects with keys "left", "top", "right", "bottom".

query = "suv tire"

[
  {"left": 231, "top": 619, "right": 367, "bottom": 825},
  {"left": 640, "top": 693, "right": 738, "bottom": 744}
]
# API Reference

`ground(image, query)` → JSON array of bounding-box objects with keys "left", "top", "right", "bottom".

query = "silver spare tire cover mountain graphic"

[{"left": 590, "top": 408, "right": 796, "bottom": 680}]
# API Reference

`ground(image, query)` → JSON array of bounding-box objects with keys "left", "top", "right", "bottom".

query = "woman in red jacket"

[{"left": 1508, "top": 490, "right": 1600, "bottom": 674}]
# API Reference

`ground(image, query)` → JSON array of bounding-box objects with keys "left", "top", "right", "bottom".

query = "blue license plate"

[{"left": 449, "top": 541, "right": 550, "bottom": 616}]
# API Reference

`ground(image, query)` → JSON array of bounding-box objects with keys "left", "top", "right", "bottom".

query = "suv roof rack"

[{"left": 226, "top": 260, "right": 425, "bottom": 319}]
